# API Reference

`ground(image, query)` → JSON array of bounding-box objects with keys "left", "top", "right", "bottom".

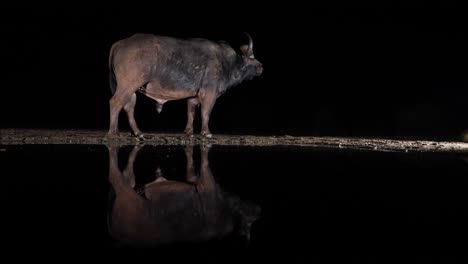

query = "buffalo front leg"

[
  {"left": 184, "top": 98, "right": 200, "bottom": 137},
  {"left": 123, "top": 93, "right": 144, "bottom": 139},
  {"left": 196, "top": 144, "right": 215, "bottom": 193},
  {"left": 199, "top": 92, "right": 216, "bottom": 138},
  {"left": 200, "top": 144, "right": 214, "bottom": 188},
  {"left": 185, "top": 145, "right": 197, "bottom": 183}
]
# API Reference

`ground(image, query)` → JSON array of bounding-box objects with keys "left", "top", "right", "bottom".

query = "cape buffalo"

[
  {"left": 107, "top": 144, "right": 261, "bottom": 246},
  {"left": 107, "top": 33, "right": 263, "bottom": 139}
]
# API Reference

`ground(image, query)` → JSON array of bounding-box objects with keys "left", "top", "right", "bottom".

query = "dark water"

[{"left": 1, "top": 144, "right": 467, "bottom": 262}]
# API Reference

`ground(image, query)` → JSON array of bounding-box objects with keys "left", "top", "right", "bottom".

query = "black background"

[
  {"left": 1, "top": 4, "right": 468, "bottom": 260},
  {"left": 1, "top": 3, "right": 467, "bottom": 140}
]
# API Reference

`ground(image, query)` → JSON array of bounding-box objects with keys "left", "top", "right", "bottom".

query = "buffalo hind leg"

[
  {"left": 108, "top": 84, "right": 140, "bottom": 138},
  {"left": 199, "top": 92, "right": 216, "bottom": 138},
  {"left": 122, "top": 144, "right": 144, "bottom": 188},
  {"left": 124, "top": 93, "right": 144, "bottom": 139},
  {"left": 108, "top": 90, "right": 129, "bottom": 137},
  {"left": 184, "top": 97, "right": 200, "bottom": 137}
]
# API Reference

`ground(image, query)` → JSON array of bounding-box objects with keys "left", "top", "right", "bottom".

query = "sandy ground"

[{"left": 1, "top": 128, "right": 468, "bottom": 153}]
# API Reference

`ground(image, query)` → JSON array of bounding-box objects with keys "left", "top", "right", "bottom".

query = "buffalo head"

[{"left": 240, "top": 32, "right": 263, "bottom": 77}]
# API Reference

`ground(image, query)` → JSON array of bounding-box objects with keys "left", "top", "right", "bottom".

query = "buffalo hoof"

[
  {"left": 135, "top": 133, "right": 146, "bottom": 141},
  {"left": 201, "top": 143, "right": 212, "bottom": 150},
  {"left": 184, "top": 128, "right": 194, "bottom": 138},
  {"left": 105, "top": 132, "right": 121, "bottom": 140},
  {"left": 185, "top": 133, "right": 195, "bottom": 138},
  {"left": 202, "top": 133, "right": 213, "bottom": 139}
]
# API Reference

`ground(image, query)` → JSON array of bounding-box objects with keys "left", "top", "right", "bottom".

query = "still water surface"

[{"left": 0, "top": 144, "right": 467, "bottom": 261}]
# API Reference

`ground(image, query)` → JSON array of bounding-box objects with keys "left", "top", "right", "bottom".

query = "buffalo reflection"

[{"left": 107, "top": 144, "right": 260, "bottom": 246}]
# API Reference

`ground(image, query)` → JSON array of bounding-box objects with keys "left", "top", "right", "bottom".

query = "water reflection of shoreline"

[{"left": 107, "top": 144, "right": 261, "bottom": 247}]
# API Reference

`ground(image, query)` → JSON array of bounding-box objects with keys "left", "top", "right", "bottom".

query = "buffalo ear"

[{"left": 240, "top": 45, "right": 253, "bottom": 57}]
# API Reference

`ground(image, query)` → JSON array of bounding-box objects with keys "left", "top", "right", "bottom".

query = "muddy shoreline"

[{"left": 1, "top": 129, "right": 468, "bottom": 153}]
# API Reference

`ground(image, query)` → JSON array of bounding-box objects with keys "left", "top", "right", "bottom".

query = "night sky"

[{"left": 1, "top": 5, "right": 467, "bottom": 140}]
